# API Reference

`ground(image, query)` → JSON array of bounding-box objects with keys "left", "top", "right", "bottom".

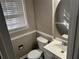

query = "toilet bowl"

[
  {"left": 27, "top": 49, "right": 43, "bottom": 59},
  {"left": 27, "top": 36, "right": 48, "bottom": 59}
]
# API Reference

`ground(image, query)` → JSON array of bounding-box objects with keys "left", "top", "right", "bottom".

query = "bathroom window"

[{"left": 1, "top": 0, "right": 29, "bottom": 32}]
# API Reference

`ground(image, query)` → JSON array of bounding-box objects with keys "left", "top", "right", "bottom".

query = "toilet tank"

[{"left": 37, "top": 36, "right": 48, "bottom": 50}]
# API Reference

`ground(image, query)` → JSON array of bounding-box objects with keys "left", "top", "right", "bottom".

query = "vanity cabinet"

[
  {"left": 44, "top": 48, "right": 55, "bottom": 59},
  {"left": 54, "top": 55, "right": 61, "bottom": 59}
]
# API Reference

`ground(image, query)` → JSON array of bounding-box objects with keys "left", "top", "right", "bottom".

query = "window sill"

[{"left": 9, "top": 26, "right": 29, "bottom": 34}]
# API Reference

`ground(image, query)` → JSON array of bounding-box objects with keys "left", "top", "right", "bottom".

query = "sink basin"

[
  {"left": 44, "top": 40, "right": 67, "bottom": 59},
  {"left": 54, "top": 44, "right": 67, "bottom": 52}
]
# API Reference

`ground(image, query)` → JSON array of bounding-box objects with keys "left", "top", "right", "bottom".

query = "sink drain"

[{"left": 61, "top": 51, "right": 64, "bottom": 53}]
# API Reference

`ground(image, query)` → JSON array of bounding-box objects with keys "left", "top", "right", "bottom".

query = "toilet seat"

[{"left": 27, "top": 49, "right": 43, "bottom": 59}]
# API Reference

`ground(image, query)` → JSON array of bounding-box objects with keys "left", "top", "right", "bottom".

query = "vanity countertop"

[{"left": 44, "top": 39, "right": 67, "bottom": 59}]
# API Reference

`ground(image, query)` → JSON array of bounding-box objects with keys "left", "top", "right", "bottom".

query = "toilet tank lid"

[{"left": 37, "top": 36, "right": 48, "bottom": 43}]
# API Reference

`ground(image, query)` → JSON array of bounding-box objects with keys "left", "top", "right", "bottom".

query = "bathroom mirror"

[{"left": 54, "top": 0, "right": 70, "bottom": 39}]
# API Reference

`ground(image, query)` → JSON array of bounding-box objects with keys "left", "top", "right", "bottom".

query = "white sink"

[
  {"left": 54, "top": 44, "right": 67, "bottom": 52},
  {"left": 44, "top": 40, "right": 67, "bottom": 59}
]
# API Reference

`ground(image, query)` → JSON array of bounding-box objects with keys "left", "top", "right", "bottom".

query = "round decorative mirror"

[{"left": 55, "top": 0, "right": 70, "bottom": 35}]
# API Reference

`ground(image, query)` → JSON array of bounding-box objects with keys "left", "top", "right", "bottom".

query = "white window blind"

[{"left": 1, "top": 0, "right": 29, "bottom": 32}]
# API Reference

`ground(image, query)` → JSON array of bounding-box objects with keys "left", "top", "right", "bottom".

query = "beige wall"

[
  {"left": 33, "top": 0, "right": 67, "bottom": 40},
  {"left": 34, "top": 0, "right": 52, "bottom": 35},
  {"left": 10, "top": 0, "right": 36, "bottom": 58},
  {"left": 34, "top": 0, "right": 62, "bottom": 41},
  {"left": 12, "top": 33, "right": 36, "bottom": 58}
]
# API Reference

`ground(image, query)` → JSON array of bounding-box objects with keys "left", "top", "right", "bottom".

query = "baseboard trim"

[
  {"left": 11, "top": 30, "right": 53, "bottom": 40},
  {"left": 36, "top": 30, "right": 53, "bottom": 39},
  {"left": 11, "top": 30, "right": 36, "bottom": 40}
]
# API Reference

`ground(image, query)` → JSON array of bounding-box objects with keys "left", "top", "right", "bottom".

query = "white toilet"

[{"left": 27, "top": 36, "right": 48, "bottom": 59}]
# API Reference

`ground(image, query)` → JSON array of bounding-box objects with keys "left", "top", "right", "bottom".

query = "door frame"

[
  {"left": 67, "top": 0, "right": 79, "bottom": 59},
  {"left": 0, "top": 2, "right": 16, "bottom": 59}
]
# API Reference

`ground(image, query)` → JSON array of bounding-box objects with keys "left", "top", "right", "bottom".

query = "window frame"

[{"left": 2, "top": 0, "right": 29, "bottom": 33}]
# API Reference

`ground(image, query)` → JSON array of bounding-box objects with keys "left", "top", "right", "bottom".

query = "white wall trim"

[
  {"left": 36, "top": 30, "right": 53, "bottom": 39},
  {"left": 11, "top": 30, "right": 53, "bottom": 40},
  {"left": 11, "top": 30, "right": 36, "bottom": 40}
]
